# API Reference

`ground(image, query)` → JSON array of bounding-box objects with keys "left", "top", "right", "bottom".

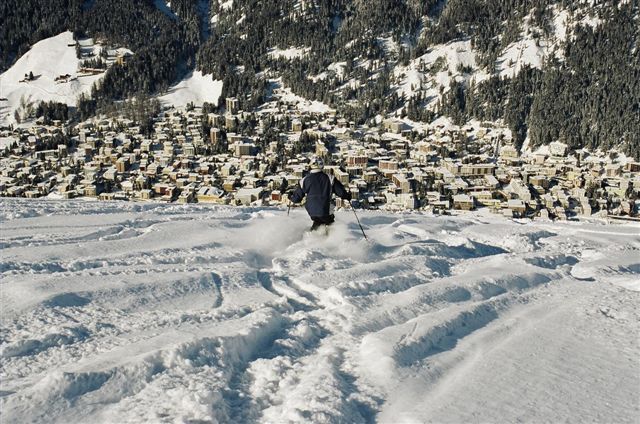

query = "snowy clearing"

[
  {"left": 268, "top": 47, "right": 310, "bottom": 60},
  {"left": 266, "top": 79, "right": 334, "bottom": 114},
  {"left": 158, "top": 71, "right": 223, "bottom": 107},
  {"left": 394, "top": 40, "right": 490, "bottom": 103},
  {"left": 0, "top": 32, "right": 106, "bottom": 125},
  {"left": 0, "top": 199, "right": 638, "bottom": 423},
  {"left": 497, "top": 35, "right": 547, "bottom": 78}
]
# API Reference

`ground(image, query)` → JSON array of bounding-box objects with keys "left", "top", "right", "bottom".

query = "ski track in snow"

[{"left": 0, "top": 199, "right": 638, "bottom": 423}]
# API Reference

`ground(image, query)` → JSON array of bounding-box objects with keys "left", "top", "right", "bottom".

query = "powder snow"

[{"left": 0, "top": 199, "right": 638, "bottom": 423}]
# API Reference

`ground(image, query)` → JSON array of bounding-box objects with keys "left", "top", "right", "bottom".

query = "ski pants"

[{"left": 310, "top": 214, "right": 335, "bottom": 231}]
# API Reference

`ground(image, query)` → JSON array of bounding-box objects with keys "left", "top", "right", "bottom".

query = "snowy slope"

[
  {"left": 266, "top": 79, "right": 334, "bottom": 114},
  {"left": 159, "top": 70, "right": 223, "bottom": 107},
  {"left": 389, "top": 5, "right": 605, "bottom": 107},
  {"left": 0, "top": 32, "right": 106, "bottom": 125},
  {"left": 0, "top": 199, "right": 638, "bottom": 423},
  {"left": 394, "top": 40, "right": 489, "bottom": 102}
]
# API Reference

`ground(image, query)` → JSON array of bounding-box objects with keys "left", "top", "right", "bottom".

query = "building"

[
  {"left": 235, "top": 187, "right": 263, "bottom": 205},
  {"left": 234, "top": 142, "right": 254, "bottom": 157},
  {"left": 197, "top": 186, "right": 225, "bottom": 203},
  {"left": 225, "top": 115, "right": 237, "bottom": 131},
  {"left": 507, "top": 199, "right": 526, "bottom": 217},
  {"left": 347, "top": 154, "right": 368, "bottom": 168},
  {"left": 392, "top": 174, "right": 412, "bottom": 193},
  {"left": 210, "top": 128, "right": 221, "bottom": 145},
  {"left": 443, "top": 159, "right": 496, "bottom": 177},
  {"left": 453, "top": 194, "right": 475, "bottom": 210},
  {"left": 383, "top": 119, "right": 410, "bottom": 134},
  {"left": 226, "top": 97, "right": 240, "bottom": 114},
  {"left": 1, "top": 103, "right": 636, "bottom": 220}
]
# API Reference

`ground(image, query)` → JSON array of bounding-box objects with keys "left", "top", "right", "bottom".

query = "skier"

[{"left": 289, "top": 157, "right": 352, "bottom": 231}]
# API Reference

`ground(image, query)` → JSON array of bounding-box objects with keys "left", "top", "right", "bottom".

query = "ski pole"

[
  {"left": 287, "top": 201, "right": 291, "bottom": 216},
  {"left": 351, "top": 205, "right": 368, "bottom": 240}
]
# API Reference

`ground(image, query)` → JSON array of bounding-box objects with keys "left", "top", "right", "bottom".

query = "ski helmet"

[{"left": 310, "top": 156, "right": 324, "bottom": 170}]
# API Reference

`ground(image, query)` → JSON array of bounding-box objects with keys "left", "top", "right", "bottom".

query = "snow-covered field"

[
  {"left": 1, "top": 199, "right": 638, "bottom": 423},
  {"left": 0, "top": 32, "right": 106, "bottom": 125}
]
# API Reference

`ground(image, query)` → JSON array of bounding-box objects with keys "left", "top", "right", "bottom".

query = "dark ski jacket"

[{"left": 290, "top": 169, "right": 351, "bottom": 218}]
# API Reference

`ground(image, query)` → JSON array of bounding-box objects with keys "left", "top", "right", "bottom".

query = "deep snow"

[{"left": 0, "top": 199, "right": 638, "bottom": 423}]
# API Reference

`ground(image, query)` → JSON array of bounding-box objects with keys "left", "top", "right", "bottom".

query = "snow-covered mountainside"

[
  {"left": 0, "top": 32, "right": 106, "bottom": 125},
  {"left": 1, "top": 199, "right": 638, "bottom": 423},
  {"left": 1, "top": 1, "right": 637, "bottom": 157}
]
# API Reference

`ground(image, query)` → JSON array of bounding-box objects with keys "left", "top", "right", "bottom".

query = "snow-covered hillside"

[
  {"left": 1, "top": 199, "right": 638, "bottom": 423},
  {"left": 0, "top": 32, "right": 106, "bottom": 125},
  {"left": 159, "top": 70, "right": 223, "bottom": 107}
]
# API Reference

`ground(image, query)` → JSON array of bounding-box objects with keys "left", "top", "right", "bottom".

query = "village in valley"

[{"left": 1, "top": 92, "right": 638, "bottom": 221}]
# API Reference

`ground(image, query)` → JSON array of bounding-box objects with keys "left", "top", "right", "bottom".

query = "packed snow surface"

[
  {"left": 1, "top": 199, "right": 638, "bottom": 423},
  {"left": 0, "top": 32, "right": 106, "bottom": 125}
]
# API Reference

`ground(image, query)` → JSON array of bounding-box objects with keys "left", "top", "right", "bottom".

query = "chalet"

[
  {"left": 383, "top": 119, "right": 410, "bottom": 134},
  {"left": 453, "top": 194, "right": 475, "bottom": 210},
  {"left": 139, "top": 189, "right": 153, "bottom": 200},
  {"left": 235, "top": 187, "right": 264, "bottom": 205},
  {"left": 178, "top": 188, "right": 196, "bottom": 204},
  {"left": 507, "top": 199, "right": 526, "bottom": 217},
  {"left": 271, "top": 190, "right": 282, "bottom": 202},
  {"left": 115, "top": 51, "right": 132, "bottom": 66}
]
